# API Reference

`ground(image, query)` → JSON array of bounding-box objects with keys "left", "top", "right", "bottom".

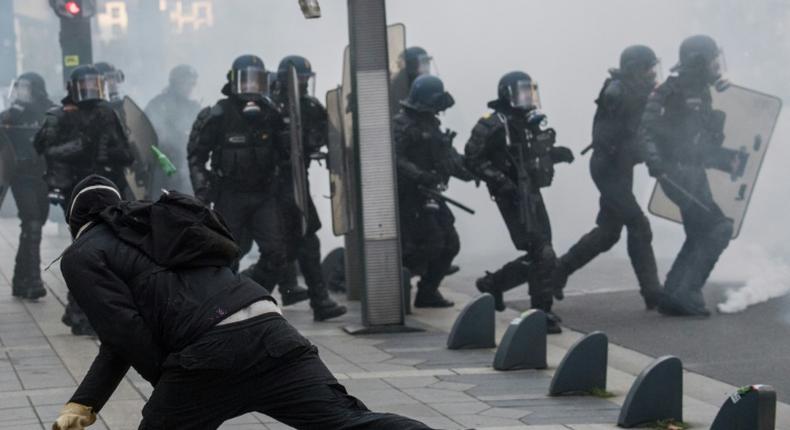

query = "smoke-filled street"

[{"left": 1, "top": 1, "right": 790, "bottom": 429}]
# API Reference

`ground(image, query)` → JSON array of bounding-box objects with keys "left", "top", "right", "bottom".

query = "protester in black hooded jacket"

[{"left": 52, "top": 175, "right": 431, "bottom": 430}]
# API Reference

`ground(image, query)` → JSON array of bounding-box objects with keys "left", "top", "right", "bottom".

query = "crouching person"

[{"left": 53, "top": 175, "right": 431, "bottom": 430}]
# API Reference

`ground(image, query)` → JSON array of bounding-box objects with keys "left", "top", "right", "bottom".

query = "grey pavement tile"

[
  {"left": 414, "top": 415, "right": 462, "bottom": 429},
  {"left": 383, "top": 375, "right": 438, "bottom": 389},
  {"left": 430, "top": 381, "right": 476, "bottom": 392},
  {"left": 0, "top": 395, "right": 29, "bottom": 409},
  {"left": 0, "top": 406, "right": 40, "bottom": 428},
  {"left": 404, "top": 387, "right": 478, "bottom": 404},
  {"left": 480, "top": 407, "right": 533, "bottom": 419},
  {"left": 451, "top": 413, "right": 529, "bottom": 428},
  {"left": 374, "top": 402, "right": 444, "bottom": 419},
  {"left": 348, "top": 388, "right": 420, "bottom": 407},
  {"left": 428, "top": 400, "right": 490, "bottom": 416}
]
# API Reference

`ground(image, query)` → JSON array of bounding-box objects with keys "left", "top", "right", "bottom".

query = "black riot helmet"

[
  {"left": 168, "top": 64, "right": 198, "bottom": 99},
  {"left": 9, "top": 72, "right": 48, "bottom": 105},
  {"left": 675, "top": 35, "right": 724, "bottom": 83},
  {"left": 403, "top": 46, "right": 433, "bottom": 84},
  {"left": 401, "top": 75, "right": 454, "bottom": 114},
  {"left": 619, "top": 45, "right": 660, "bottom": 89},
  {"left": 67, "top": 65, "right": 105, "bottom": 104},
  {"left": 227, "top": 55, "right": 269, "bottom": 100},
  {"left": 94, "top": 61, "right": 125, "bottom": 102},
  {"left": 497, "top": 71, "right": 541, "bottom": 111},
  {"left": 276, "top": 55, "right": 316, "bottom": 97}
]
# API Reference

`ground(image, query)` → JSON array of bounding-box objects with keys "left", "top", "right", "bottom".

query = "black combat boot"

[
  {"left": 276, "top": 263, "right": 310, "bottom": 306},
  {"left": 551, "top": 260, "right": 570, "bottom": 301},
  {"left": 62, "top": 296, "right": 96, "bottom": 336},
  {"left": 308, "top": 279, "right": 347, "bottom": 321},
  {"left": 545, "top": 310, "right": 563, "bottom": 335},
  {"left": 476, "top": 272, "right": 505, "bottom": 311},
  {"left": 445, "top": 265, "right": 460, "bottom": 276},
  {"left": 414, "top": 281, "right": 454, "bottom": 308}
]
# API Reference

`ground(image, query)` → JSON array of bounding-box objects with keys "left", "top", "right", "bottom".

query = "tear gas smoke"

[{"left": 715, "top": 245, "right": 790, "bottom": 314}]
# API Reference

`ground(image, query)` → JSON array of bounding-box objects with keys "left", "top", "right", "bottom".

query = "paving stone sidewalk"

[{"left": 0, "top": 218, "right": 787, "bottom": 429}]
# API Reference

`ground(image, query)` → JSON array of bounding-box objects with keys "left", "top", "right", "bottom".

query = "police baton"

[
  {"left": 418, "top": 186, "right": 476, "bottom": 215},
  {"left": 659, "top": 174, "right": 713, "bottom": 214}
]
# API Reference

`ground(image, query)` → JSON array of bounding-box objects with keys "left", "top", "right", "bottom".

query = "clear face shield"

[
  {"left": 71, "top": 74, "right": 105, "bottom": 103},
  {"left": 298, "top": 72, "right": 316, "bottom": 98},
  {"left": 510, "top": 80, "right": 541, "bottom": 110},
  {"left": 8, "top": 79, "right": 33, "bottom": 105},
  {"left": 709, "top": 51, "right": 727, "bottom": 82},
  {"left": 233, "top": 67, "right": 269, "bottom": 98},
  {"left": 101, "top": 70, "right": 124, "bottom": 101},
  {"left": 416, "top": 54, "right": 434, "bottom": 77}
]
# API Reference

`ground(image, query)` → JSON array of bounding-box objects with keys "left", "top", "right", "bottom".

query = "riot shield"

[
  {"left": 648, "top": 84, "right": 782, "bottom": 238},
  {"left": 121, "top": 96, "right": 159, "bottom": 200},
  {"left": 326, "top": 87, "right": 351, "bottom": 236},
  {"left": 288, "top": 64, "right": 310, "bottom": 237},
  {"left": 388, "top": 23, "right": 409, "bottom": 115},
  {"left": 0, "top": 130, "right": 15, "bottom": 207}
]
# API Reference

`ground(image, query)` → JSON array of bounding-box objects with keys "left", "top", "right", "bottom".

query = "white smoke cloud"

[{"left": 715, "top": 244, "right": 790, "bottom": 314}]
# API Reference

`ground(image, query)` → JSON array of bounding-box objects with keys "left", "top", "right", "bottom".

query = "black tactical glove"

[
  {"left": 551, "top": 146, "right": 575, "bottom": 164},
  {"left": 48, "top": 189, "right": 66, "bottom": 206},
  {"left": 418, "top": 171, "right": 443, "bottom": 187},
  {"left": 645, "top": 157, "right": 664, "bottom": 178},
  {"left": 492, "top": 176, "right": 517, "bottom": 197},
  {"left": 194, "top": 187, "right": 212, "bottom": 205}
]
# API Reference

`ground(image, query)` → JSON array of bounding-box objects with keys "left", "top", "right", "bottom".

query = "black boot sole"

[
  {"left": 281, "top": 291, "right": 310, "bottom": 307},
  {"left": 314, "top": 305, "right": 347, "bottom": 322}
]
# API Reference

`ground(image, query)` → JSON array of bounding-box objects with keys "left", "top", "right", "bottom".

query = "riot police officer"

[
  {"left": 0, "top": 72, "right": 55, "bottom": 300},
  {"left": 465, "top": 71, "right": 574, "bottom": 334},
  {"left": 395, "top": 75, "right": 471, "bottom": 308},
  {"left": 145, "top": 64, "right": 202, "bottom": 193},
  {"left": 401, "top": 46, "right": 433, "bottom": 86},
  {"left": 640, "top": 35, "right": 742, "bottom": 317},
  {"left": 244, "top": 55, "right": 346, "bottom": 321},
  {"left": 93, "top": 62, "right": 125, "bottom": 105},
  {"left": 187, "top": 55, "right": 292, "bottom": 296},
  {"left": 34, "top": 64, "right": 134, "bottom": 335},
  {"left": 553, "top": 46, "right": 664, "bottom": 309}
]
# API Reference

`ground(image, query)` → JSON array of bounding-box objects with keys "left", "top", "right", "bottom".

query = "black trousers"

[
  {"left": 10, "top": 172, "right": 49, "bottom": 289},
  {"left": 660, "top": 166, "right": 732, "bottom": 303},
  {"left": 559, "top": 151, "right": 660, "bottom": 292},
  {"left": 400, "top": 202, "right": 460, "bottom": 292},
  {"left": 490, "top": 188, "right": 556, "bottom": 311},
  {"left": 140, "top": 315, "right": 431, "bottom": 430},
  {"left": 215, "top": 188, "right": 289, "bottom": 291}
]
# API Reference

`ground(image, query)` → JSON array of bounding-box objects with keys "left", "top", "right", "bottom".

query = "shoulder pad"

[
  {"left": 478, "top": 111, "right": 504, "bottom": 129},
  {"left": 209, "top": 102, "right": 225, "bottom": 118},
  {"left": 602, "top": 80, "right": 624, "bottom": 101}
]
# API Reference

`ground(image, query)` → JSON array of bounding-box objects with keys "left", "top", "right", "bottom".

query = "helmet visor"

[
  {"left": 709, "top": 50, "right": 727, "bottom": 80},
  {"left": 511, "top": 80, "right": 541, "bottom": 110},
  {"left": 101, "top": 70, "right": 124, "bottom": 100},
  {"left": 233, "top": 67, "right": 269, "bottom": 97},
  {"left": 417, "top": 54, "right": 433, "bottom": 76},
  {"left": 72, "top": 74, "right": 105, "bottom": 103},
  {"left": 299, "top": 74, "right": 316, "bottom": 97},
  {"left": 8, "top": 79, "right": 33, "bottom": 104}
]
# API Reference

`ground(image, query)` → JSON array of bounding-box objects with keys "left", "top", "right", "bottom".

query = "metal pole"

[{"left": 345, "top": 0, "right": 415, "bottom": 333}]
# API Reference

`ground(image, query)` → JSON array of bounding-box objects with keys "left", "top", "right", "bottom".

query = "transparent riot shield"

[
  {"left": 0, "top": 130, "right": 15, "bottom": 207},
  {"left": 326, "top": 87, "right": 351, "bottom": 236},
  {"left": 648, "top": 84, "right": 782, "bottom": 238},
  {"left": 288, "top": 64, "right": 310, "bottom": 237},
  {"left": 388, "top": 23, "right": 408, "bottom": 115},
  {"left": 121, "top": 96, "right": 159, "bottom": 200}
]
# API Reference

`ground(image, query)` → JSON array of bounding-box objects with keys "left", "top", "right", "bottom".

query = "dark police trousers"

[
  {"left": 488, "top": 189, "right": 556, "bottom": 312},
  {"left": 215, "top": 188, "right": 289, "bottom": 292},
  {"left": 660, "top": 166, "right": 732, "bottom": 303},
  {"left": 140, "top": 314, "right": 432, "bottom": 429},
  {"left": 400, "top": 202, "right": 460, "bottom": 292},
  {"left": 559, "top": 151, "right": 660, "bottom": 292},
  {"left": 10, "top": 170, "right": 49, "bottom": 290}
]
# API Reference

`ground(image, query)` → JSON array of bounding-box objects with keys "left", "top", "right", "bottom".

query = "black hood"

[{"left": 66, "top": 175, "right": 122, "bottom": 238}]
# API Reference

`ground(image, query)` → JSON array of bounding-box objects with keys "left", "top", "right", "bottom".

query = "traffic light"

[{"left": 49, "top": 0, "right": 97, "bottom": 19}]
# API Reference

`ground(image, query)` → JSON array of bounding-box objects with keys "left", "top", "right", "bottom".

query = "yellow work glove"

[{"left": 52, "top": 402, "right": 96, "bottom": 430}]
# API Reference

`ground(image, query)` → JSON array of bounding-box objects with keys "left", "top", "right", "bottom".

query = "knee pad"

[
  {"left": 708, "top": 218, "right": 734, "bottom": 249},
  {"left": 20, "top": 220, "right": 44, "bottom": 241}
]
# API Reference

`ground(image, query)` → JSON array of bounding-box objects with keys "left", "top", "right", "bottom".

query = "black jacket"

[{"left": 61, "top": 182, "right": 271, "bottom": 411}]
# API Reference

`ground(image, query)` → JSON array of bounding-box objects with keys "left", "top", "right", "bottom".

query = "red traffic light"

[{"left": 65, "top": 1, "right": 81, "bottom": 15}]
